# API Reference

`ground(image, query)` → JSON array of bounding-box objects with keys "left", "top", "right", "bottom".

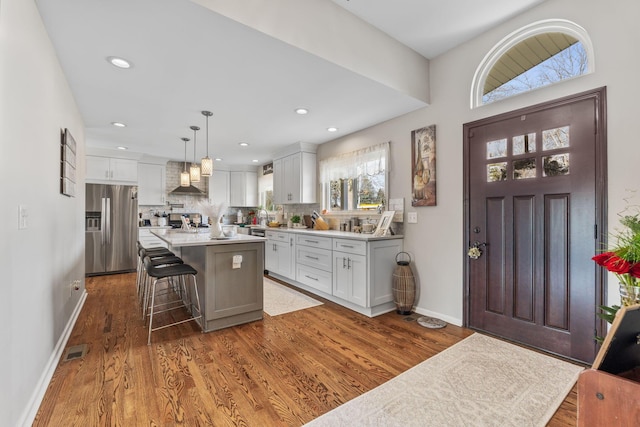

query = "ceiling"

[{"left": 36, "top": 0, "right": 545, "bottom": 166}]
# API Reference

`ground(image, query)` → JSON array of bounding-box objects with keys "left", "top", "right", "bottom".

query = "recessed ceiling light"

[
  {"left": 116, "top": 146, "right": 128, "bottom": 150},
  {"left": 252, "top": 159, "right": 259, "bottom": 163},
  {"left": 107, "top": 56, "right": 132, "bottom": 69},
  {"left": 295, "top": 107, "right": 309, "bottom": 115},
  {"left": 111, "top": 121, "right": 126, "bottom": 127},
  {"left": 215, "top": 158, "right": 223, "bottom": 161},
  {"left": 327, "top": 127, "right": 338, "bottom": 132},
  {"left": 239, "top": 142, "right": 249, "bottom": 147}
]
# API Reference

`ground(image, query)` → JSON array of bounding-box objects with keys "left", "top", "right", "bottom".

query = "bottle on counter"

[{"left": 237, "top": 209, "right": 243, "bottom": 224}]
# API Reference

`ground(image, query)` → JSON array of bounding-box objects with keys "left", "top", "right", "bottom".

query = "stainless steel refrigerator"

[{"left": 85, "top": 184, "right": 138, "bottom": 275}]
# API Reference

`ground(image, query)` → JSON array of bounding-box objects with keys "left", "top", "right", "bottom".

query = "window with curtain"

[{"left": 319, "top": 142, "right": 389, "bottom": 211}]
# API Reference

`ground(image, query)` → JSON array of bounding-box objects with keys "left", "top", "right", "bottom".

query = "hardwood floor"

[{"left": 34, "top": 273, "right": 578, "bottom": 426}]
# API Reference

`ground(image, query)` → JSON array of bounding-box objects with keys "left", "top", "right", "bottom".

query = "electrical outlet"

[
  {"left": 408, "top": 212, "right": 418, "bottom": 223},
  {"left": 69, "top": 280, "right": 81, "bottom": 298}
]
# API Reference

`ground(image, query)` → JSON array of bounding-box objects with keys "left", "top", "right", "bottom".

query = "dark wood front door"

[{"left": 463, "top": 88, "right": 607, "bottom": 363}]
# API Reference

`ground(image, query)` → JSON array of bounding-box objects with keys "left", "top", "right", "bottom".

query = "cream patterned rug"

[
  {"left": 263, "top": 277, "right": 323, "bottom": 316},
  {"left": 305, "top": 333, "right": 583, "bottom": 427}
]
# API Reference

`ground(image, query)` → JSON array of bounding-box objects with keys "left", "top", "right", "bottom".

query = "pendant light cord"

[{"left": 181, "top": 137, "right": 189, "bottom": 171}]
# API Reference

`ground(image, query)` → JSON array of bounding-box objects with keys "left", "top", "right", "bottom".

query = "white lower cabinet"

[
  {"left": 296, "top": 234, "right": 332, "bottom": 294},
  {"left": 333, "top": 251, "right": 366, "bottom": 306},
  {"left": 265, "top": 230, "right": 295, "bottom": 279},
  {"left": 268, "top": 231, "right": 403, "bottom": 317}
]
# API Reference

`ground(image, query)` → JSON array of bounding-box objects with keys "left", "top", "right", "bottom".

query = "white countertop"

[
  {"left": 151, "top": 229, "right": 266, "bottom": 247},
  {"left": 255, "top": 225, "right": 403, "bottom": 241}
]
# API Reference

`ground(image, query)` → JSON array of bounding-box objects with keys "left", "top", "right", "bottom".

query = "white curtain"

[{"left": 319, "top": 141, "right": 389, "bottom": 183}]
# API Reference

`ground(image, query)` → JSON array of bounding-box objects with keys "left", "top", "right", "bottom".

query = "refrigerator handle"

[
  {"left": 105, "top": 197, "right": 111, "bottom": 245},
  {"left": 101, "top": 198, "right": 107, "bottom": 245}
]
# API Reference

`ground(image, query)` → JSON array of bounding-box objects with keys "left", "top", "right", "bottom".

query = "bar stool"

[
  {"left": 136, "top": 241, "right": 176, "bottom": 298},
  {"left": 138, "top": 247, "right": 184, "bottom": 315},
  {"left": 143, "top": 257, "right": 202, "bottom": 345}
]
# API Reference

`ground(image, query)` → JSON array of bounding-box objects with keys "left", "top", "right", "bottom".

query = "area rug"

[
  {"left": 304, "top": 333, "right": 583, "bottom": 427},
  {"left": 263, "top": 277, "right": 323, "bottom": 316}
]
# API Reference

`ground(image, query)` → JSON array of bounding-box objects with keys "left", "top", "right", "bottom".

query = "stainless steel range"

[{"left": 168, "top": 213, "right": 204, "bottom": 228}]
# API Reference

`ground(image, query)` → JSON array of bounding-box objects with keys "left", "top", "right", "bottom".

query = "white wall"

[
  {"left": 318, "top": 0, "right": 639, "bottom": 324},
  {"left": 0, "top": 0, "right": 86, "bottom": 425}
]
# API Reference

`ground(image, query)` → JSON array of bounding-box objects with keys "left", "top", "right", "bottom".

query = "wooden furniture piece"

[{"left": 577, "top": 304, "right": 640, "bottom": 426}]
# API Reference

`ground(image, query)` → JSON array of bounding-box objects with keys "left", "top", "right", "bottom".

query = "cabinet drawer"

[
  {"left": 296, "top": 246, "right": 332, "bottom": 272},
  {"left": 333, "top": 238, "right": 367, "bottom": 255},
  {"left": 266, "top": 230, "right": 290, "bottom": 242},
  {"left": 296, "top": 264, "right": 332, "bottom": 294},
  {"left": 296, "top": 234, "right": 332, "bottom": 250}
]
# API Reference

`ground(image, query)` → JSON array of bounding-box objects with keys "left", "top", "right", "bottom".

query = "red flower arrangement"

[{"left": 592, "top": 206, "right": 640, "bottom": 308}]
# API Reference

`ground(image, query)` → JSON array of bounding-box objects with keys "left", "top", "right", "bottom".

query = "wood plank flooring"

[{"left": 33, "top": 273, "right": 578, "bottom": 426}]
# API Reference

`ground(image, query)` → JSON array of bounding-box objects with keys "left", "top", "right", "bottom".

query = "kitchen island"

[{"left": 151, "top": 229, "right": 266, "bottom": 332}]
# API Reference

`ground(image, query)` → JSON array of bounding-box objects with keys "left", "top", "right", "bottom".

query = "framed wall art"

[
  {"left": 374, "top": 210, "right": 395, "bottom": 237},
  {"left": 60, "top": 128, "right": 76, "bottom": 197},
  {"left": 411, "top": 124, "right": 436, "bottom": 206}
]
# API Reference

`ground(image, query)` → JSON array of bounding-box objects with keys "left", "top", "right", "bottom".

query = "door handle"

[
  {"left": 347, "top": 258, "right": 351, "bottom": 269},
  {"left": 342, "top": 257, "right": 346, "bottom": 269}
]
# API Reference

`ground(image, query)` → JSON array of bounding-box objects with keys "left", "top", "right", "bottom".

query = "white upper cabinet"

[
  {"left": 137, "top": 163, "right": 166, "bottom": 206},
  {"left": 86, "top": 156, "right": 138, "bottom": 183},
  {"left": 208, "top": 170, "right": 230, "bottom": 206},
  {"left": 273, "top": 150, "right": 316, "bottom": 204},
  {"left": 230, "top": 171, "right": 257, "bottom": 207}
]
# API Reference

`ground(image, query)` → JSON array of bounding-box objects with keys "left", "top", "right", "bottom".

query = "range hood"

[
  {"left": 167, "top": 161, "right": 207, "bottom": 196},
  {"left": 169, "top": 185, "right": 205, "bottom": 195}
]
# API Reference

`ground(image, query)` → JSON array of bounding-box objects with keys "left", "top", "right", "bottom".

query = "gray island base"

[{"left": 151, "top": 230, "right": 265, "bottom": 332}]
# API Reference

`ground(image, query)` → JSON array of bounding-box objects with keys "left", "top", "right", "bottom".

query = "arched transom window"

[{"left": 471, "top": 19, "right": 594, "bottom": 108}]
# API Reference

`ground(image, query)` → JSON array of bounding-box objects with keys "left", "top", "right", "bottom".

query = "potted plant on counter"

[{"left": 290, "top": 215, "right": 302, "bottom": 228}]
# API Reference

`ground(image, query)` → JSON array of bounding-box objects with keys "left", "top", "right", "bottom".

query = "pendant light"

[
  {"left": 201, "top": 110, "right": 213, "bottom": 177},
  {"left": 189, "top": 125, "right": 201, "bottom": 182},
  {"left": 180, "top": 137, "right": 190, "bottom": 187}
]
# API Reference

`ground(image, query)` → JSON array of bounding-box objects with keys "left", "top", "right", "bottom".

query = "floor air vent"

[{"left": 63, "top": 344, "right": 88, "bottom": 362}]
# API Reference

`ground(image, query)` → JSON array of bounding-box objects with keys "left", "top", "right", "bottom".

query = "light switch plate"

[
  {"left": 18, "top": 205, "right": 28, "bottom": 229},
  {"left": 408, "top": 212, "right": 417, "bottom": 223}
]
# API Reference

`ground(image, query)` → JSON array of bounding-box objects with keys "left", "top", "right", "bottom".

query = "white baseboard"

[
  {"left": 17, "top": 290, "right": 87, "bottom": 427},
  {"left": 413, "top": 306, "right": 462, "bottom": 327}
]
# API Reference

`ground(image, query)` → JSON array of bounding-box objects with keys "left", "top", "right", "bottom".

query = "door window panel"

[
  {"left": 543, "top": 154, "right": 570, "bottom": 177},
  {"left": 487, "top": 139, "right": 507, "bottom": 159},
  {"left": 542, "top": 126, "right": 570, "bottom": 150},
  {"left": 513, "top": 133, "right": 536, "bottom": 155},
  {"left": 513, "top": 158, "right": 537, "bottom": 179},
  {"left": 487, "top": 162, "right": 507, "bottom": 182}
]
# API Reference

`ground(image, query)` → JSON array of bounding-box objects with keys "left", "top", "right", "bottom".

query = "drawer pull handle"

[
  {"left": 306, "top": 256, "right": 319, "bottom": 260},
  {"left": 341, "top": 245, "right": 354, "bottom": 248},
  {"left": 305, "top": 240, "right": 319, "bottom": 244},
  {"left": 305, "top": 275, "right": 319, "bottom": 281}
]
